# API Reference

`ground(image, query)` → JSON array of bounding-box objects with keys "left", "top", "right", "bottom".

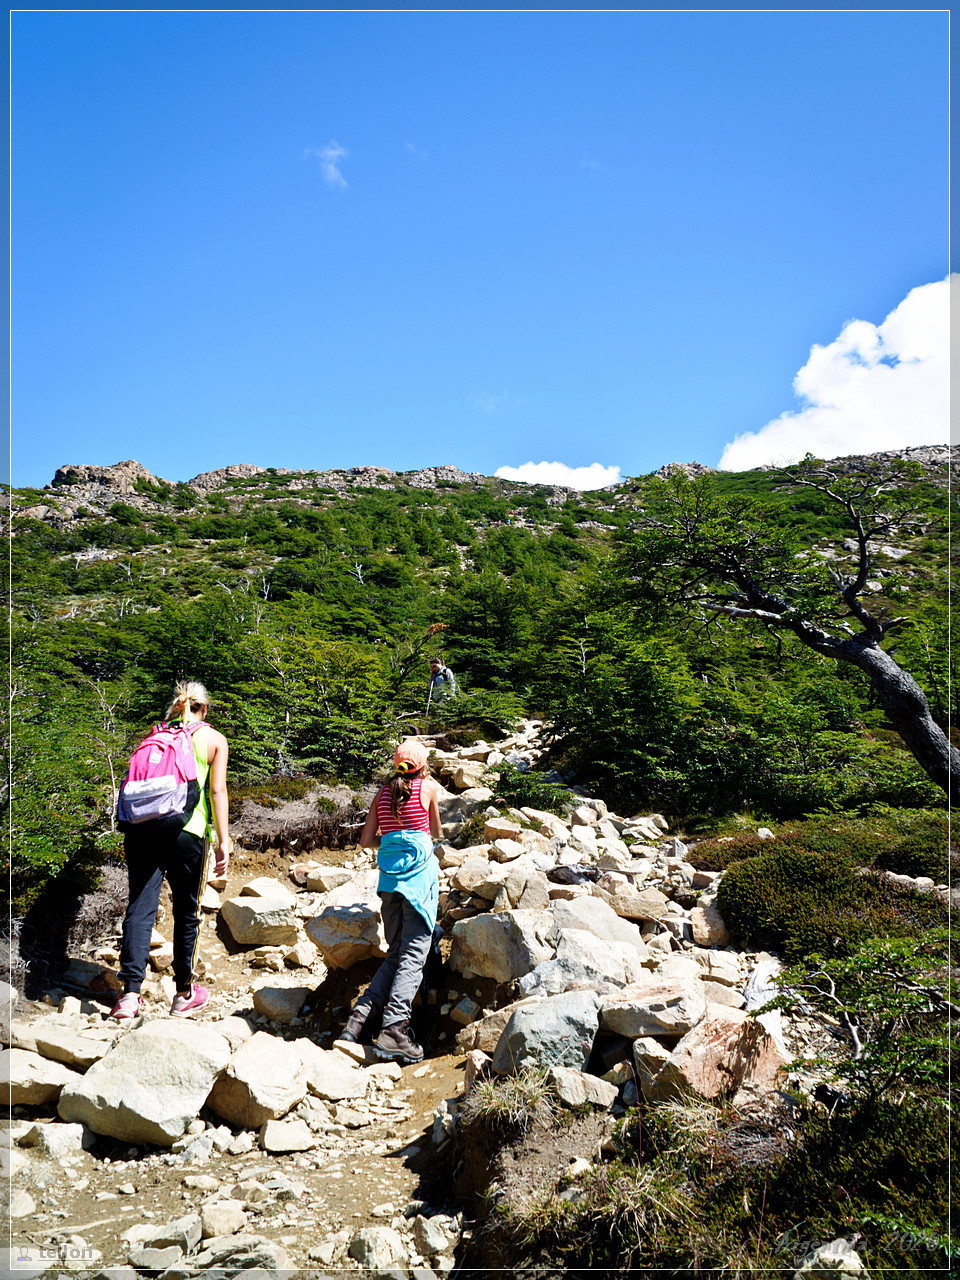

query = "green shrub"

[
  {"left": 490, "top": 762, "right": 572, "bottom": 815},
  {"left": 229, "top": 776, "right": 316, "bottom": 814},
  {"left": 687, "top": 831, "right": 770, "bottom": 871},
  {"left": 453, "top": 810, "right": 490, "bottom": 850},
  {"left": 716, "top": 846, "right": 948, "bottom": 960},
  {"left": 866, "top": 809, "right": 952, "bottom": 881},
  {"left": 771, "top": 932, "right": 952, "bottom": 1101},
  {"left": 689, "top": 810, "right": 952, "bottom": 881}
]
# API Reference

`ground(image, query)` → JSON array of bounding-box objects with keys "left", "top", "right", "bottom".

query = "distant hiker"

[
  {"left": 110, "top": 680, "right": 232, "bottom": 1020},
  {"left": 340, "top": 739, "right": 442, "bottom": 1064},
  {"left": 427, "top": 657, "right": 457, "bottom": 704}
]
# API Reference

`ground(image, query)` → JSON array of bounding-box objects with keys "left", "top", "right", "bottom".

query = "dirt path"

[{"left": 11, "top": 840, "right": 474, "bottom": 1274}]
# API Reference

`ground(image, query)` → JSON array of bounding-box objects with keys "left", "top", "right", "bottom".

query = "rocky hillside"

[
  {"left": 8, "top": 444, "right": 950, "bottom": 527},
  {"left": 4, "top": 720, "right": 951, "bottom": 1277}
]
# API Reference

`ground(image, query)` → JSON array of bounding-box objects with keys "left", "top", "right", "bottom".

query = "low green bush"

[
  {"left": 687, "top": 831, "right": 770, "bottom": 871},
  {"left": 866, "top": 809, "right": 952, "bottom": 881},
  {"left": 229, "top": 776, "right": 317, "bottom": 815},
  {"left": 490, "top": 762, "right": 572, "bottom": 816},
  {"left": 716, "top": 845, "right": 949, "bottom": 960},
  {"left": 688, "top": 809, "right": 951, "bottom": 881}
]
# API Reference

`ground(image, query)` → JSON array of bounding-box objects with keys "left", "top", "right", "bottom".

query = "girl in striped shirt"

[{"left": 341, "top": 739, "right": 442, "bottom": 1063}]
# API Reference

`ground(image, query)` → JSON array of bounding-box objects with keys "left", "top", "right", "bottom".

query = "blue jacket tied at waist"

[{"left": 376, "top": 829, "right": 438, "bottom": 932}]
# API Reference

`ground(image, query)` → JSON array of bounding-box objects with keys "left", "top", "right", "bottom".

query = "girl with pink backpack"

[{"left": 110, "top": 680, "right": 233, "bottom": 1020}]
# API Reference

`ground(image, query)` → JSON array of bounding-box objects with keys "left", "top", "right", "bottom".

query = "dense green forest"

[{"left": 7, "top": 451, "right": 951, "bottom": 914}]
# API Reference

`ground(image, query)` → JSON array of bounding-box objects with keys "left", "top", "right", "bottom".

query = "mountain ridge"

[{"left": 35, "top": 441, "right": 954, "bottom": 499}]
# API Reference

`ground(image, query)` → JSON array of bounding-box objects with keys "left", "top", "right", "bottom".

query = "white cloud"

[
  {"left": 495, "top": 461, "right": 622, "bottom": 490},
  {"left": 473, "top": 388, "right": 528, "bottom": 414},
  {"left": 306, "top": 141, "right": 349, "bottom": 188},
  {"left": 719, "top": 276, "right": 951, "bottom": 471},
  {"left": 405, "top": 141, "right": 429, "bottom": 160},
  {"left": 475, "top": 389, "right": 512, "bottom": 414}
]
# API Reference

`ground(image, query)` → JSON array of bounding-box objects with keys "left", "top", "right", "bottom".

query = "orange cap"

[{"left": 393, "top": 738, "right": 428, "bottom": 774}]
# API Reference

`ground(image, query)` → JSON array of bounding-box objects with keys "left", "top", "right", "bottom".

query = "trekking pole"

[{"left": 425, "top": 681, "right": 433, "bottom": 719}]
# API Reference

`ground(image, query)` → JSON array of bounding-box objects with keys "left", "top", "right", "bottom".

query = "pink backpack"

[{"left": 117, "top": 721, "right": 204, "bottom": 830}]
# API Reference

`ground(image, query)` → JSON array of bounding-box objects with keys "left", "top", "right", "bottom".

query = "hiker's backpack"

[{"left": 117, "top": 721, "right": 203, "bottom": 832}]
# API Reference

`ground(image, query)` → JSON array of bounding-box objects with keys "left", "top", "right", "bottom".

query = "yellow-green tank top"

[{"left": 182, "top": 726, "right": 212, "bottom": 839}]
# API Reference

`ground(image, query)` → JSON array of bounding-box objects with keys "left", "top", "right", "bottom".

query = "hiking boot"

[
  {"left": 374, "top": 1021, "right": 424, "bottom": 1065},
  {"left": 338, "top": 1008, "right": 369, "bottom": 1044},
  {"left": 109, "top": 992, "right": 144, "bottom": 1021},
  {"left": 170, "top": 984, "right": 209, "bottom": 1017}
]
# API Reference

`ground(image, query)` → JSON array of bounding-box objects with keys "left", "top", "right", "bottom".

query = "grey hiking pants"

[{"left": 353, "top": 891, "right": 432, "bottom": 1027}]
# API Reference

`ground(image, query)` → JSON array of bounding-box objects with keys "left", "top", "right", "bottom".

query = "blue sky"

[{"left": 12, "top": 10, "right": 949, "bottom": 489}]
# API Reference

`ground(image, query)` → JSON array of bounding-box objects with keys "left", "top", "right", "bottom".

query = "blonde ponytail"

[{"left": 165, "top": 680, "right": 211, "bottom": 723}]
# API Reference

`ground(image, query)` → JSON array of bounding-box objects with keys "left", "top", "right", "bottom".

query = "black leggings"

[{"left": 119, "top": 828, "right": 209, "bottom": 993}]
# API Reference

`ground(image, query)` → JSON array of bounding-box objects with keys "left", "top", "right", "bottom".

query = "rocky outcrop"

[
  {"left": 655, "top": 461, "right": 718, "bottom": 479},
  {"left": 52, "top": 460, "right": 157, "bottom": 492},
  {"left": 186, "top": 463, "right": 266, "bottom": 491},
  {"left": 404, "top": 465, "right": 487, "bottom": 488}
]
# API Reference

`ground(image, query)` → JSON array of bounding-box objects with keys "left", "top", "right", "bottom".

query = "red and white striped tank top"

[{"left": 376, "top": 777, "right": 431, "bottom": 835}]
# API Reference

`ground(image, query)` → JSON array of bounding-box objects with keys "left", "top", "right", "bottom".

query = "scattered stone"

[
  {"left": 251, "top": 983, "right": 311, "bottom": 1023},
  {"left": 492, "top": 988, "right": 601, "bottom": 1073},
  {"left": 449, "top": 909, "right": 557, "bottom": 984},
  {"left": 127, "top": 1246, "right": 183, "bottom": 1272},
  {"left": 62, "top": 958, "right": 121, "bottom": 992},
  {"left": 551, "top": 896, "right": 647, "bottom": 950},
  {"left": 141, "top": 1215, "right": 203, "bottom": 1254},
  {"left": 305, "top": 866, "right": 353, "bottom": 893},
  {"left": 794, "top": 1237, "right": 867, "bottom": 1278},
  {"left": 220, "top": 896, "right": 299, "bottom": 947},
  {"left": 349, "top": 1225, "right": 408, "bottom": 1269},
  {"left": 240, "top": 876, "right": 298, "bottom": 905},
  {"left": 556, "top": 928, "right": 648, "bottom": 984},
  {"left": 483, "top": 817, "right": 522, "bottom": 842},
  {"left": 283, "top": 939, "right": 318, "bottom": 969},
  {"left": 643, "top": 1003, "right": 789, "bottom": 1103},
  {"left": 260, "top": 1117, "right": 315, "bottom": 1152},
  {"left": 200, "top": 885, "right": 222, "bottom": 912},
  {"left": 450, "top": 997, "right": 481, "bottom": 1026},
  {"left": 148, "top": 942, "right": 174, "bottom": 970},
  {"left": 21, "top": 1120, "right": 92, "bottom": 1157},
  {"left": 546, "top": 1065, "right": 618, "bottom": 1109},
  {"left": 1, "top": 1047, "right": 82, "bottom": 1104},
  {"left": 32, "top": 1025, "right": 112, "bottom": 1070},
  {"left": 305, "top": 869, "right": 388, "bottom": 968},
  {"left": 413, "top": 1214, "right": 458, "bottom": 1257},
  {"left": 200, "top": 1199, "right": 248, "bottom": 1239},
  {"left": 690, "top": 905, "right": 730, "bottom": 946},
  {"left": 293, "top": 1038, "right": 367, "bottom": 1100},
  {"left": 600, "top": 979, "right": 708, "bottom": 1038},
  {"left": 10, "top": 1189, "right": 36, "bottom": 1217},
  {"left": 207, "top": 1031, "right": 306, "bottom": 1128}
]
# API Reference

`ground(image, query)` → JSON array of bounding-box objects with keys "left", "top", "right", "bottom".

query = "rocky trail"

[{"left": 3, "top": 719, "right": 912, "bottom": 1278}]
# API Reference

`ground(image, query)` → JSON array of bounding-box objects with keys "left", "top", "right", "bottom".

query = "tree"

[{"left": 615, "top": 458, "right": 957, "bottom": 795}]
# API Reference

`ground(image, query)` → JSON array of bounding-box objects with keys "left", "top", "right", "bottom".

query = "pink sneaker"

[
  {"left": 170, "top": 984, "right": 209, "bottom": 1017},
  {"left": 109, "top": 992, "right": 144, "bottom": 1021}
]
